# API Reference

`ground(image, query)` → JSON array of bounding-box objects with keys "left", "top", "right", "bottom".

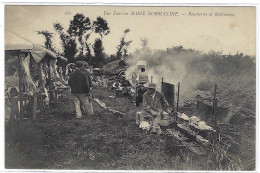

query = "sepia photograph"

[{"left": 3, "top": 5, "right": 257, "bottom": 171}]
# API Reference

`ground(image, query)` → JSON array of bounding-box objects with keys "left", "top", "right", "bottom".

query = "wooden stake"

[
  {"left": 18, "top": 53, "right": 24, "bottom": 119},
  {"left": 33, "top": 92, "right": 37, "bottom": 119},
  {"left": 213, "top": 84, "right": 218, "bottom": 126},
  {"left": 173, "top": 84, "right": 175, "bottom": 112},
  {"left": 161, "top": 78, "right": 164, "bottom": 93},
  {"left": 177, "top": 82, "right": 180, "bottom": 112}
]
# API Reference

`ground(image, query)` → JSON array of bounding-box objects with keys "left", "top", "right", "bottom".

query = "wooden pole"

[
  {"left": 38, "top": 63, "right": 43, "bottom": 89},
  {"left": 213, "top": 85, "right": 217, "bottom": 112},
  {"left": 33, "top": 92, "right": 37, "bottom": 119},
  {"left": 173, "top": 84, "right": 175, "bottom": 112},
  {"left": 214, "top": 98, "right": 218, "bottom": 114},
  {"left": 161, "top": 78, "right": 164, "bottom": 93},
  {"left": 18, "top": 53, "right": 24, "bottom": 119},
  {"left": 213, "top": 84, "right": 218, "bottom": 126},
  {"left": 47, "top": 58, "right": 53, "bottom": 106},
  {"left": 38, "top": 63, "right": 44, "bottom": 116},
  {"left": 48, "top": 58, "right": 51, "bottom": 87},
  {"left": 151, "top": 76, "right": 153, "bottom": 83},
  {"left": 176, "top": 82, "right": 180, "bottom": 112}
]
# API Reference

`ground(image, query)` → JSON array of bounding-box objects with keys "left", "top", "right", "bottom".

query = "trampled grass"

[{"left": 5, "top": 87, "right": 255, "bottom": 170}]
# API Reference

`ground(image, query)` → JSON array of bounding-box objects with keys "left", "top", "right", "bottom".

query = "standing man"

[{"left": 68, "top": 61, "right": 91, "bottom": 119}]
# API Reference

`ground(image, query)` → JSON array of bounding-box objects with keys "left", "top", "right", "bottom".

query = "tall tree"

[
  {"left": 93, "top": 17, "right": 110, "bottom": 39},
  {"left": 84, "top": 33, "right": 92, "bottom": 58},
  {"left": 116, "top": 28, "right": 132, "bottom": 60},
  {"left": 36, "top": 30, "right": 55, "bottom": 51},
  {"left": 90, "top": 17, "right": 110, "bottom": 66},
  {"left": 54, "top": 23, "right": 77, "bottom": 63},
  {"left": 92, "top": 38, "right": 105, "bottom": 67},
  {"left": 67, "top": 13, "right": 92, "bottom": 57}
]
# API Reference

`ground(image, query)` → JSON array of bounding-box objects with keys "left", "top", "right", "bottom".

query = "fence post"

[
  {"left": 18, "top": 52, "right": 24, "bottom": 119},
  {"left": 176, "top": 82, "right": 180, "bottom": 112},
  {"left": 33, "top": 92, "right": 37, "bottom": 119},
  {"left": 213, "top": 84, "right": 218, "bottom": 126},
  {"left": 161, "top": 78, "right": 164, "bottom": 93}
]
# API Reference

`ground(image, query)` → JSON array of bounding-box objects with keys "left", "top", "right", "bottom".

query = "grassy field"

[{"left": 5, "top": 87, "right": 255, "bottom": 170}]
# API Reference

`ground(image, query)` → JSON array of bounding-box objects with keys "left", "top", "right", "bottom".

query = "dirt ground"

[{"left": 5, "top": 86, "right": 255, "bottom": 170}]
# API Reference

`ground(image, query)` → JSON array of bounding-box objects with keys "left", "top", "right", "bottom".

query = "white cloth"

[
  {"left": 197, "top": 121, "right": 214, "bottom": 131},
  {"left": 189, "top": 116, "right": 200, "bottom": 126},
  {"left": 21, "top": 55, "right": 37, "bottom": 95},
  {"left": 139, "top": 121, "right": 151, "bottom": 131}
]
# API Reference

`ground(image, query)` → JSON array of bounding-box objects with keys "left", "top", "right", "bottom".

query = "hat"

[
  {"left": 67, "top": 63, "right": 76, "bottom": 67},
  {"left": 76, "top": 61, "right": 84, "bottom": 67},
  {"left": 147, "top": 83, "right": 156, "bottom": 89}
]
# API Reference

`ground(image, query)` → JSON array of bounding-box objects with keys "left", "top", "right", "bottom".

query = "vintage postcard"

[{"left": 3, "top": 5, "right": 257, "bottom": 171}]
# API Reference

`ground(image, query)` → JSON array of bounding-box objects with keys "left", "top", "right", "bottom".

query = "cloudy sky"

[{"left": 5, "top": 6, "right": 256, "bottom": 56}]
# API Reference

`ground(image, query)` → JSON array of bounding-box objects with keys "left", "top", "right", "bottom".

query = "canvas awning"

[
  {"left": 31, "top": 44, "right": 57, "bottom": 62},
  {"left": 5, "top": 30, "right": 67, "bottom": 62},
  {"left": 5, "top": 30, "right": 33, "bottom": 50}
]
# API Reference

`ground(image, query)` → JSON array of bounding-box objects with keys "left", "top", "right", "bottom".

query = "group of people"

[
  {"left": 128, "top": 66, "right": 171, "bottom": 134},
  {"left": 67, "top": 61, "right": 171, "bottom": 135}
]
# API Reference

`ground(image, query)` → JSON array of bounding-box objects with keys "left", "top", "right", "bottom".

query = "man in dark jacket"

[{"left": 68, "top": 61, "right": 91, "bottom": 118}]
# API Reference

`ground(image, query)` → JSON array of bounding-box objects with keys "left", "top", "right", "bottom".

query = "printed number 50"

[{"left": 65, "top": 12, "right": 71, "bottom": 15}]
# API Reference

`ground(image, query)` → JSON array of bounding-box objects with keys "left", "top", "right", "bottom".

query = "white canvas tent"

[
  {"left": 5, "top": 30, "right": 67, "bottom": 61},
  {"left": 5, "top": 31, "right": 33, "bottom": 50},
  {"left": 5, "top": 30, "right": 67, "bottom": 119}
]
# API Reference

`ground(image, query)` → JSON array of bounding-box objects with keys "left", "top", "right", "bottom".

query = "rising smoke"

[{"left": 125, "top": 47, "right": 215, "bottom": 105}]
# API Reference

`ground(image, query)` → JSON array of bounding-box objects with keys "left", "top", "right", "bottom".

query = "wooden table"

[
  {"left": 8, "top": 96, "right": 29, "bottom": 121},
  {"left": 53, "top": 86, "right": 71, "bottom": 103},
  {"left": 33, "top": 92, "right": 47, "bottom": 119}
]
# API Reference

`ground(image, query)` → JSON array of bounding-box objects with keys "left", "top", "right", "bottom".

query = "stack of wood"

[
  {"left": 93, "top": 98, "right": 125, "bottom": 117},
  {"left": 166, "top": 112, "right": 216, "bottom": 156}
]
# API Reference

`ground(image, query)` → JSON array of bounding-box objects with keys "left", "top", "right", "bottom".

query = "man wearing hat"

[
  {"left": 137, "top": 82, "right": 169, "bottom": 134},
  {"left": 68, "top": 61, "right": 91, "bottom": 118}
]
